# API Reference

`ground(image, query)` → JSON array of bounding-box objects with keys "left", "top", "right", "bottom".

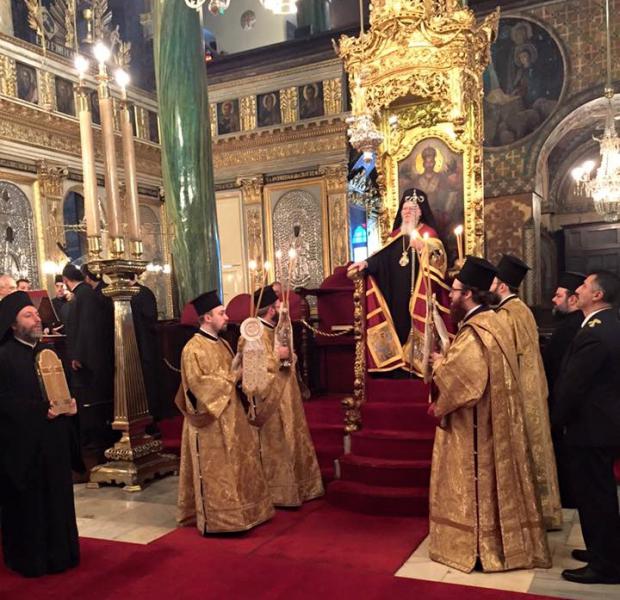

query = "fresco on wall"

[{"left": 484, "top": 17, "right": 564, "bottom": 148}]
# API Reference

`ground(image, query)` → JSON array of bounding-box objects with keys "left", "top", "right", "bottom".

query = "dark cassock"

[
  {"left": 352, "top": 188, "right": 452, "bottom": 376},
  {"left": 552, "top": 303, "right": 620, "bottom": 583},
  {"left": 51, "top": 274, "right": 68, "bottom": 326},
  {"left": 176, "top": 291, "right": 274, "bottom": 533},
  {"left": 429, "top": 258, "right": 551, "bottom": 573},
  {"left": 541, "top": 271, "right": 585, "bottom": 507},
  {"left": 494, "top": 255, "right": 561, "bottom": 530},
  {"left": 0, "top": 292, "right": 80, "bottom": 577},
  {"left": 130, "top": 280, "right": 162, "bottom": 422},
  {"left": 63, "top": 264, "right": 114, "bottom": 452}
]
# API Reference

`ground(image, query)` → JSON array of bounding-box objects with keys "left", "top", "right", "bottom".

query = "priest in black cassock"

[
  {"left": 62, "top": 263, "right": 114, "bottom": 455},
  {"left": 0, "top": 291, "right": 80, "bottom": 577},
  {"left": 130, "top": 274, "right": 162, "bottom": 423}
]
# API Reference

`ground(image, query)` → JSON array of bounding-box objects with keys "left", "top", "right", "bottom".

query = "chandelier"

[
  {"left": 571, "top": 0, "right": 620, "bottom": 222},
  {"left": 184, "top": 0, "right": 296, "bottom": 15},
  {"left": 259, "top": 0, "right": 297, "bottom": 15}
]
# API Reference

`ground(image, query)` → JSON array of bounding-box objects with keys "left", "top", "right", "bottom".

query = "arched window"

[{"left": 63, "top": 191, "right": 87, "bottom": 263}]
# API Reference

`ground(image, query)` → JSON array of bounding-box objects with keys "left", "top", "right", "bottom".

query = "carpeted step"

[
  {"left": 316, "top": 444, "right": 344, "bottom": 470},
  {"left": 326, "top": 480, "right": 429, "bottom": 516},
  {"left": 366, "top": 378, "right": 429, "bottom": 403},
  {"left": 309, "top": 424, "right": 344, "bottom": 448},
  {"left": 321, "top": 465, "right": 335, "bottom": 484},
  {"left": 350, "top": 429, "right": 435, "bottom": 460},
  {"left": 304, "top": 396, "right": 347, "bottom": 427},
  {"left": 339, "top": 454, "right": 431, "bottom": 488},
  {"left": 361, "top": 401, "right": 436, "bottom": 432}
]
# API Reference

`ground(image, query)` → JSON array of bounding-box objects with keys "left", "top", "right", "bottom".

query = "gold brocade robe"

[
  {"left": 176, "top": 332, "right": 274, "bottom": 533},
  {"left": 430, "top": 310, "right": 551, "bottom": 573},
  {"left": 496, "top": 297, "right": 562, "bottom": 530},
  {"left": 253, "top": 323, "right": 324, "bottom": 507}
]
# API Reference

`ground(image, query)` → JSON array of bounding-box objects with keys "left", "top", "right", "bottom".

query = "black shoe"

[
  {"left": 571, "top": 549, "right": 591, "bottom": 563},
  {"left": 562, "top": 566, "right": 620, "bottom": 584}
]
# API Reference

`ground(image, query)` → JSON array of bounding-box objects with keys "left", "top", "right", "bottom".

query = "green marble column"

[{"left": 153, "top": 1, "right": 222, "bottom": 307}]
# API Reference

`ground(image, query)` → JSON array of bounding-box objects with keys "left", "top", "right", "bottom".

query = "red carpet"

[
  {"left": 328, "top": 378, "right": 436, "bottom": 516},
  {"left": 0, "top": 500, "right": 561, "bottom": 600}
]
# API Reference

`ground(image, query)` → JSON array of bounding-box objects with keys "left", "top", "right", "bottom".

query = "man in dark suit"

[
  {"left": 542, "top": 271, "right": 585, "bottom": 507},
  {"left": 552, "top": 270, "right": 620, "bottom": 584},
  {"left": 62, "top": 263, "right": 114, "bottom": 458}
]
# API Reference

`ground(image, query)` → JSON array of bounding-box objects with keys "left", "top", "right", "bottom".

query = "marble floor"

[
  {"left": 396, "top": 508, "right": 620, "bottom": 600},
  {"left": 74, "top": 479, "right": 620, "bottom": 599}
]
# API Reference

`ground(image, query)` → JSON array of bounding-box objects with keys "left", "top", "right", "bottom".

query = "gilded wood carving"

[{"left": 338, "top": 0, "right": 498, "bottom": 257}]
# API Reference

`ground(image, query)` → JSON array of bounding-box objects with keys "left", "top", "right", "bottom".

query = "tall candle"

[
  {"left": 75, "top": 56, "right": 100, "bottom": 240},
  {"left": 94, "top": 43, "right": 121, "bottom": 241},
  {"left": 454, "top": 225, "right": 464, "bottom": 262},
  {"left": 116, "top": 70, "right": 141, "bottom": 244}
]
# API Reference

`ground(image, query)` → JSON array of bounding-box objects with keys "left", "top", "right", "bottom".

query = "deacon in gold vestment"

[
  {"left": 429, "top": 257, "right": 551, "bottom": 573},
  {"left": 251, "top": 286, "right": 324, "bottom": 506},
  {"left": 176, "top": 291, "right": 274, "bottom": 534},
  {"left": 492, "top": 255, "right": 562, "bottom": 530}
]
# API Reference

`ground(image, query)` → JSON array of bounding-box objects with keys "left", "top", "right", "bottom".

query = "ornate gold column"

[
  {"left": 320, "top": 163, "right": 350, "bottom": 272},
  {"left": 35, "top": 160, "right": 68, "bottom": 284},
  {"left": 238, "top": 175, "right": 266, "bottom": 284}
]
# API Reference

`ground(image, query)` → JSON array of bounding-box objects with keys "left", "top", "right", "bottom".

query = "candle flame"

[
  {"left": 288, "top": 248, "right": 297, "bottom": 259},
  {"left": 248, "top": 260, "right": 257, "bottom": 270},
  {"left": 93, "top": 42, "right": 111, "bottom": 65},
  {"left": 275, "top": 250, "right": 283, "bottom": 259},
  {"left": 410, "top": 230, "right": 419, "bottom": 240},
  {"left": 423, "top": 232, "right": 429, "bottom": 240},
  {"left": 454, "top": 225, "right": 464, "bottom": 236},
  {"left": 263, "top": 260, "right": 271, "bottom": 270},
  {"left": 74, "top": 55, "right": 89, "bottom": 76}
]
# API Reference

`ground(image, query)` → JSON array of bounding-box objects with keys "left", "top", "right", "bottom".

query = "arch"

[
  {"left": 0, "top": 181, "right": 39, "bottom": 286},
  {"left": 63, "top": 189, "right": 87, "bottom": 263},
  {"left": 531, "top": 86, "right": 620, "bottom": 212}
]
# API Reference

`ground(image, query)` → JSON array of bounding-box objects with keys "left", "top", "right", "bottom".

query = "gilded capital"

[
  {"left": 237, "top": 175, "right": 264, "bottom": 205},
  {"left": 320, "top": 164, "right": 348, "bottom": 195},
  {"left": 36, "top": 160, "right": 68, "bottom": 198}
]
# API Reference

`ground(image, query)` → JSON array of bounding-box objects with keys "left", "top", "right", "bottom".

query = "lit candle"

[
  {"left": 454, "top": 225, "right": 464, "bottom": 262},
  {"left": 94, "top": 42, "right": 122, "bottom": 246},
  {"left": 248, "top": 259, "right": 257, "bottom": 316},
  {"left": 275, "top": 249, "right": 283, "bottom": 281},
  {"left": 286, "top": 247, "right": 297, "bottom": 306},
  {"left": 115, "top": 69, "right": 141, "bottom": 252},
  {"left": 74, "top": 55, "right": 101, "bottom": 245}
]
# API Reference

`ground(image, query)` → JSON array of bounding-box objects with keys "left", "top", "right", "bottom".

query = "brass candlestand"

[{"left": 88, "top": 257, "right": 178, "bottom": 491}]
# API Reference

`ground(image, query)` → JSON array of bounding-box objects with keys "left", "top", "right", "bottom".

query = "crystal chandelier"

[
  {"left": 185, "top": 0, "right": 295, "bottom": 15},
  {"left": 184, "top": 0, "right": 231, "bottom": 14},
  {"left": 346, "top": 82, "right": 383, "bottom": 163},
  {"left": 571, "top": 0, "right": 620, "bottom": 222},
  {"left": 260, "top": 0, "right": 297, "bottom": 14}
]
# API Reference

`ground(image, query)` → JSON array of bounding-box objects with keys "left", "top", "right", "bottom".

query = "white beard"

[{"left": 400, "top": 220, "right": 419, "bottom": 236}]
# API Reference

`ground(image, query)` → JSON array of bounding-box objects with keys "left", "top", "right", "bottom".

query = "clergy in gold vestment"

[
  {"left": 491, "top": 254, "right": 562, "bottom": 530},
  {"left": 429, "top": 257, "right": 551, "bottom": 573},
  {"left": 176, "top": 291, "right": 274, "bottom": 534},
  {"left": 251, "top": 286, "right": 324, "bottom": 506}
]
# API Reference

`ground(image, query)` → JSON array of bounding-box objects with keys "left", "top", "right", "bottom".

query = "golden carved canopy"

[{"left": 338, "top": 0, "right": 498, "bottom": 255}]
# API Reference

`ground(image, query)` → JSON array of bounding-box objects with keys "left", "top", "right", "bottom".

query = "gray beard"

[{"left": 401, "top": 220, "right": 419, "bottom": 236}]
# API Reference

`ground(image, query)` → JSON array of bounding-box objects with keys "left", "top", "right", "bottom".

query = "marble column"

[
  {"left": 0, "top": 0, "right": 13, "bottom": 37},
  {"left": 153, "top": 1, "right": 222, "bottom": 306}
]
